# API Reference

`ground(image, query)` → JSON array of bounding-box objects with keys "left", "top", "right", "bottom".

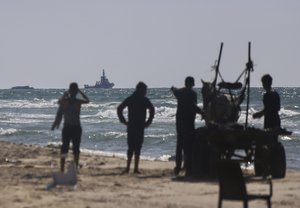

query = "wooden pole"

[
  {"left": 213, "top": 42, "right": 223, "bottom": 90},
  {"left": 245, "top": 42, "right": 253, "bottom": 129}
]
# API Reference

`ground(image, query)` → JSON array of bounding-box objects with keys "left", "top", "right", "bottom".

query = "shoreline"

[
  {"left": 5, "top": 139, "right": 300, "bottom": 171},
  {"left": 1, "top": 141, "right": 300, "bottom": 208}
]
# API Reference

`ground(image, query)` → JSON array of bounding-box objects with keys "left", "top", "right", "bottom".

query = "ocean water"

[{"left": 1, "top": 88, "right": 300, "bottom": 170}]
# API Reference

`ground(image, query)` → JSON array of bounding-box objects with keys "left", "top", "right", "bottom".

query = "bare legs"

[
  {"left": 60, "top": 153, "right": 79, "bottom": 173},
  {"left": 60, "top": 156, "right": 65, "bottom": 172},
  {"left": 124, "top": 152, "right": 141, "bottom": 174},
  {"left": 134, "top": 154, "right": 141, "bottom": 174}
]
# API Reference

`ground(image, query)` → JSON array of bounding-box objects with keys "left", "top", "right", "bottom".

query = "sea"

[{"left": 1, "top": 88, "right": 300, "bottom": 170}]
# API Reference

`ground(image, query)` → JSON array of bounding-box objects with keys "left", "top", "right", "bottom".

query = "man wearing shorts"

[{"left": 51, "top": 82, "right": 89, "bottom": 172}]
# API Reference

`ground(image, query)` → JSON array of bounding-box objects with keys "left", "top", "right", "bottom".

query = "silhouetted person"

[
  {"left": 117, "top": 82, "right": 155, "bottom": 174},
  {"left": 171, "top": 77, "right": 204, "bottom": 176},
  {"left": 253, "top": 74, "right": 281, "bottom": 129},
  {"left": 51, "top": 82, "right": 90, "bottom": 172}
]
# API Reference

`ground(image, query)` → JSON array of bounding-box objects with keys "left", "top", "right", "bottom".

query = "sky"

[{"left": 0, "top": 0, "right": 300, "bottom": 89}]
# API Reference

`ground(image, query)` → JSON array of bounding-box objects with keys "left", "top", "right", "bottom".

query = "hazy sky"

[{"left": 1, "top": 0, "right": 299, "bottom": 89}]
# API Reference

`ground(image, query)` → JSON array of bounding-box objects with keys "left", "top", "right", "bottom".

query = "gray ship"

[
  {"left": 84, "top": 69, "right": 114, "bottom": 89},
  {"left": 11, "top": 85, "right": 34, "bottom": 90}
]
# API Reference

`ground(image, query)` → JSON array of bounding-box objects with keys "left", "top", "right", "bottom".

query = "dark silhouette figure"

[
  {"left": 171, "top": 77, "right": 204, "bottom": 176},
  {"left": 51, "top": 82, "right": 90, "bottom": 172},
  {"left": 117, "top": 82, "right": 155, "bottom": 174},
  {"left": 253, "top": 74, "right": 281, "bottom": 129}
]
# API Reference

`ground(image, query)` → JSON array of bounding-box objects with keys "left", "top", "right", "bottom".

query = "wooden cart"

[{"left": 193, "top": 126, "right": 291, "bottom": 179}]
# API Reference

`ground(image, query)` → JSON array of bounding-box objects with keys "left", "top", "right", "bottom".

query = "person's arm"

[
  {"left": 78, "top": 89, "right": 90, "bottom": 104},
  {"left": 253, "top": 93, "right": 266, "bottom": 119},
  {"left": 51, "top": 105, "right": 63, "bottom": 130},
  {"left": 117, "top": 100, "right": 128, "bottom": 125},
  {"left": 275, "top": 91, "right": 281, "bottom": 111},
  {"left": 195, "top": 105, "right": 205, "bottom": 119},
  {"left": 171, "top": 86, "right": 179, "bottom": 98},
  {"left": 252, "top": 110, "right": 264, "bottom": 119},
  {"left": 193, "top": 92, "right": 204, "bottom": 118},
  {"left": 145, "top": 102, "right": 155, "bottom": 128}
]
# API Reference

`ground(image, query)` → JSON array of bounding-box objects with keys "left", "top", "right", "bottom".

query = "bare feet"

[
  {"left": 121, "top": 168, "right": 129, "bottom": 175},
  {"left": 133, "top": 169, "right": 141, "bottom": 174}
]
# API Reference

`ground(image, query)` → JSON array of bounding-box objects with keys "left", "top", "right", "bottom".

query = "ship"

[
  {"left": 84, "top": 69, "right": 114, "bottom": 89},
  {"left": 11, "top": 85, "right": 34, "bottom": 89}
]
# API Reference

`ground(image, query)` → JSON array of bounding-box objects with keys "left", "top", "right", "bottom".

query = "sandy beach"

[{"left": 0, "top": 141, "right": 300, "bottom": 208}]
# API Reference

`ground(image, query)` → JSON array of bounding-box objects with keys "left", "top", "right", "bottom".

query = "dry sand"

[{"left": 1, "top": 141, "right": 300, "bottom": 208}]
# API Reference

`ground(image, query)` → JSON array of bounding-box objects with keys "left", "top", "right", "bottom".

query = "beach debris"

[
  {"left": 4, "top": 158, "right": 21, "bottom": 164},
  {"left": 24, "top": 164, "right": 35, "bottom": 168},
  {"left": 46, "top": 161, "right": 77, "bottom": 190}
]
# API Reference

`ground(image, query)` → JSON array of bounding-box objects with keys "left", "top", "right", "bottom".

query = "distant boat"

[
  {"left": 11, "top": 85, "right": 34, "bottom": 89},
  {"left": 84, "top": 69, "right": 114, "bottom": 89}
]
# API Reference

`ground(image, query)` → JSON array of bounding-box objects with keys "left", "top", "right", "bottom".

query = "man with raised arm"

[
  {"left": 51, "top": 82, "right": 90, "bottom": 172},
  {"left": 171, "top": 76, "right": 204, "bottom": 176}
]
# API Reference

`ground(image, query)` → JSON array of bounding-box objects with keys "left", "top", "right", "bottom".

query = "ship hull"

[{"left": 84, "top": 84, "right": 114, "bottom": 89}]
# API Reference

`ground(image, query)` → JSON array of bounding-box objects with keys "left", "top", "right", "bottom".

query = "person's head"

[
  {"left": 69, "top": 82, "right": 79, "bottom": 97},
  {"left": 185, "top": 76, "right": 195, "bottom": 88},
  {"left": 261, "top": 74, "right": 272, "bottom": 90},
  {"left": 135, "top": 82, "right": 147, "bottom": 96}
]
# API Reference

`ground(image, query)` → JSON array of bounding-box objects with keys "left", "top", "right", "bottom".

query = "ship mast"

[{"left": 101, "top": 69, "right": 106, "bottom": 83}]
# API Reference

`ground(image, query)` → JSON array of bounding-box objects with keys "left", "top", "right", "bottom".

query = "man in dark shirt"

[
  {"left": 253, "top": 74, "right": 281, "bottom": 129},
  {"left": 117, "top": 82, "right": 155, "bottom": 174},
  {"left": 171, "top": 77, "right": 204, "bottom": 176}
]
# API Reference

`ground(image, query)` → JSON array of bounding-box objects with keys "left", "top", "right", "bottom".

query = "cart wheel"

[
  {"left": 254, "top": 146, "right": 270, "bottom": 176},
  {"left": 271, "top": 142, "right": 286, "bottom": 178}
]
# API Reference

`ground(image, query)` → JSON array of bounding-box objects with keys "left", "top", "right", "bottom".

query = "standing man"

[
  {"left": 51, "top": 82, "right": 90, "bottom": 172},
  {"left": 253, "top": 74, "right": 281, "bottom": 129},
  {"left": 117, "top": 82, "right": 155, "bottom": 174},
  {"left": 171, "top": 76, "right": 204, "bottom": 176}
]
